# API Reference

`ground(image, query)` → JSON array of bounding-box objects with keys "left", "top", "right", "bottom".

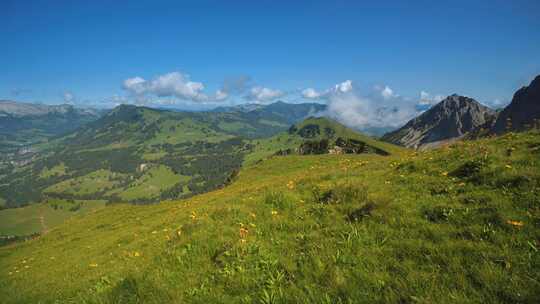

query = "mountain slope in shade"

[
  {"left": 491, "top": 75, "right": 540, "bottom": 134},
  {"left": 381, "top": 94, "right": 496, "bottom": 148}
]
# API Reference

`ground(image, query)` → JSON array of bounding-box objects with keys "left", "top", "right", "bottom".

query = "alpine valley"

[{"left": 2, "top": 3, "right": 540, "bottom": 301}]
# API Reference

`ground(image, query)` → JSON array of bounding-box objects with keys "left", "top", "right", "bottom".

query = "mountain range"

[
  {"left": 0, "top": 74, "right": 538, "bottom": 217},
  {"left": 0, "top": 101, "right": 391, "bottom": 210},
  {"left": 1, "top": 76, "right": 539, "bottom": 303},
  {"left": 0, "top": 100, "right": 104, "bottom": 153},
  {"left": 382, "top": 75, "right": 540, "bottom": 148}
]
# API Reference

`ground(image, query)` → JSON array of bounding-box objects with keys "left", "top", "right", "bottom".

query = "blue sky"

[{"left": 1, "top": 0, "right": 540, "bottom": 109}]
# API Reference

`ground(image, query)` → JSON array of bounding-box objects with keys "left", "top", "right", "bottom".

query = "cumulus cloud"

[
  {"left": 64, "top": 92, "right": 75, "bottom": 104},
  {"left": 246, "top": 86, "right": 285, "bottom": 103},
  {"left": 303, "top": 80, "right": 424, "bottom": 133},
  {"left": 302, "top": 88, "right": 323, "bottom": 99},
  {"left": 121, "top": 71, "right": 232, "bottom": 104},
  {"left": 334, "top": 80, "right": 353, "bottom": 93},
  {"left": 324, "top": 89, "right": 418, "bottom": 130},
  {"left": 122, "top": 72, "right": 210, "bottom": 103},
  {"left": 302, "top": 80, "right": 353, "bottom": 100},
  {"left": 380, "top": 86, "right": 395, "bottom": 99},
  {"left": 418, "top": 90, "right": 445, "bottom": 106},
  {"left": 214, "top": 89, "right": 229, "bottom": 101}
]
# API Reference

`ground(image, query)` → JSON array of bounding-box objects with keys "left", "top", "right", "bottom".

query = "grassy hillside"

[
  {"left": 245, "top": 117, "right": 402, "bottom": 165},
  {"left": 0, "top": 105, "right": 266, "bottom": 208},
  {"left": 0, "top": 199, "right": 106, "bottom": 237},
  {"left": 1, "top": 130, "right": 538, "bottom": 303},
  {"left": 0, "top": 110, "right": 391, "bottom": 211},
  {"left": 0, "top": 103, "right": 333, "bottom": 209}
]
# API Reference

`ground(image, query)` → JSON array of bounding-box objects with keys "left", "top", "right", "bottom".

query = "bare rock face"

[
  {"left": 382, "top": 95, "right": 496, "bottom": 148},
  {"left": 490, "top": 75, "right": 540, "bottom": 134}
]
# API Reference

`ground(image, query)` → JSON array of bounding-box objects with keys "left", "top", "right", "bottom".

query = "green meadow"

[
  {"left": 0, "top": 199, "right": 106, "bottom": 236},
  {"left": 0, "top": 130, "right": 538, "bottom": 303}
]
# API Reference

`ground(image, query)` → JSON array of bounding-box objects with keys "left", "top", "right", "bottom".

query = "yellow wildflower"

[
  {"left": 89, "top": 263, "right": 98, "bottom": 268},
  {"left": 505, "top": 164, "right": 512, "bottom": 169},
  {"left": 271, "top": 210, "right": 278, "bottom": 216},
  {"left": 151, "top": 230, "right": 158, "bottom": 234},
  {"left": 441, "top": 171, "right": 448, "bottom": 176},
  {"left": 239, "top": 227, "right": 249, "bottom": 239},
  {"left": 507, "top": 220, "right": 524, "bottom": 227},
  {"left": 249, "top": 212, "right": 256, "bottom": 218},
  {"left": 287, "top": 180, "right": 295, "bottom": 190},
  {"left": 134, "top": 251, "right": 141, "bottom": 257}
]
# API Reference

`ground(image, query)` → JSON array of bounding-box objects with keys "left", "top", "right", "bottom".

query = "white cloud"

[
  {"left": 302, "top": 88, "right": 323, "bottom": 99},
  {"left": 305, "top": 82, "right": 425, "bottom": 132},
  {"left": 302, "top": 80, "right": 353, "bottom": 100},
  {"left": 418, "top": 90, "right": 445, "bottom": 105},
  {"left": 215, "top": 89, "right": 229, "bottom": 101},
  {"left": 122, "top": 71, "right": 225, "bottom": 103},
  {"left": 246, "top": 86, "right": 284, "bottom": 103},
  {"left": 323, "top": 89, "right": 418, "bottom": 130},
  {"left": 150, "top": 72, "right": 206, "bottom": 100},
  {"left": 64, "top": 92, "right": 75, "bottom": 104},
  {"left": 123, "top": 77, "right": 147, "bottom": 95},
  {"left": 334, "top": 80, "right": 353, "bottom": 93},
  {"left": 380, "top": 86, "right": 395, "bottom": 99}
]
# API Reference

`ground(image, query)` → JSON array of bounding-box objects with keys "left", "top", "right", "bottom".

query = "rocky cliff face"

[
  {"left": 381, "top": 94, "right": 496, "bottom": 148},
  {"left": 490, "top": 75, "right": 540, "bottom": 134}
]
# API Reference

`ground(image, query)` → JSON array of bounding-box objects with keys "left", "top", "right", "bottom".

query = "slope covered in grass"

[
  {"left": 0, "top": 130, "right": 539, "bottom": 303},
  {"left": 245, "top": 117, "right": 402, "bottom": 165},
  {"left": 0, "top": 103, "right": 328, "bottom": 209}
]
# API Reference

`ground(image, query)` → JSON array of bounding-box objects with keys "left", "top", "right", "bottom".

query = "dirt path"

[{"left": 39, "top": 213, "right": 49, "bottom": 234}]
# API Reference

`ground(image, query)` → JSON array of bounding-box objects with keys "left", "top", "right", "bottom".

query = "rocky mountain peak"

[
  {"left": 490, "top": 75, "right": 540, "bottom": 134},
  {"left": 382, "top": 94, "right": 496, "bottom": 148}
]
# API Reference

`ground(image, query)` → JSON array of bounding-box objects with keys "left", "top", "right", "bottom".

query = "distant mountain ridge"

[
  {"left": 0, "top": 100, "right": 102, "bottom": 117},
  {"left": 213, "top": 100, "right": 327, "bottom": 125},
  {"left": 382, "top": 94, "right": 496, "bottom": 148},
  {"left": 0, "top": 100, "right": 104, "bottom": 151}
]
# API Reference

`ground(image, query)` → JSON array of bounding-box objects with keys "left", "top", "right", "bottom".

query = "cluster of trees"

[
  {"left": 297, "top": 124, "right": 321, "bottom": 138},
  {"left": 299, "top": 139, "right": 329, "bottom": 154}
]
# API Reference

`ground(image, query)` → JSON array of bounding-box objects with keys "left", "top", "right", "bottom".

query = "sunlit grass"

[{"left": 0, "top": 131, "right": 539, "bottom": 303}]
